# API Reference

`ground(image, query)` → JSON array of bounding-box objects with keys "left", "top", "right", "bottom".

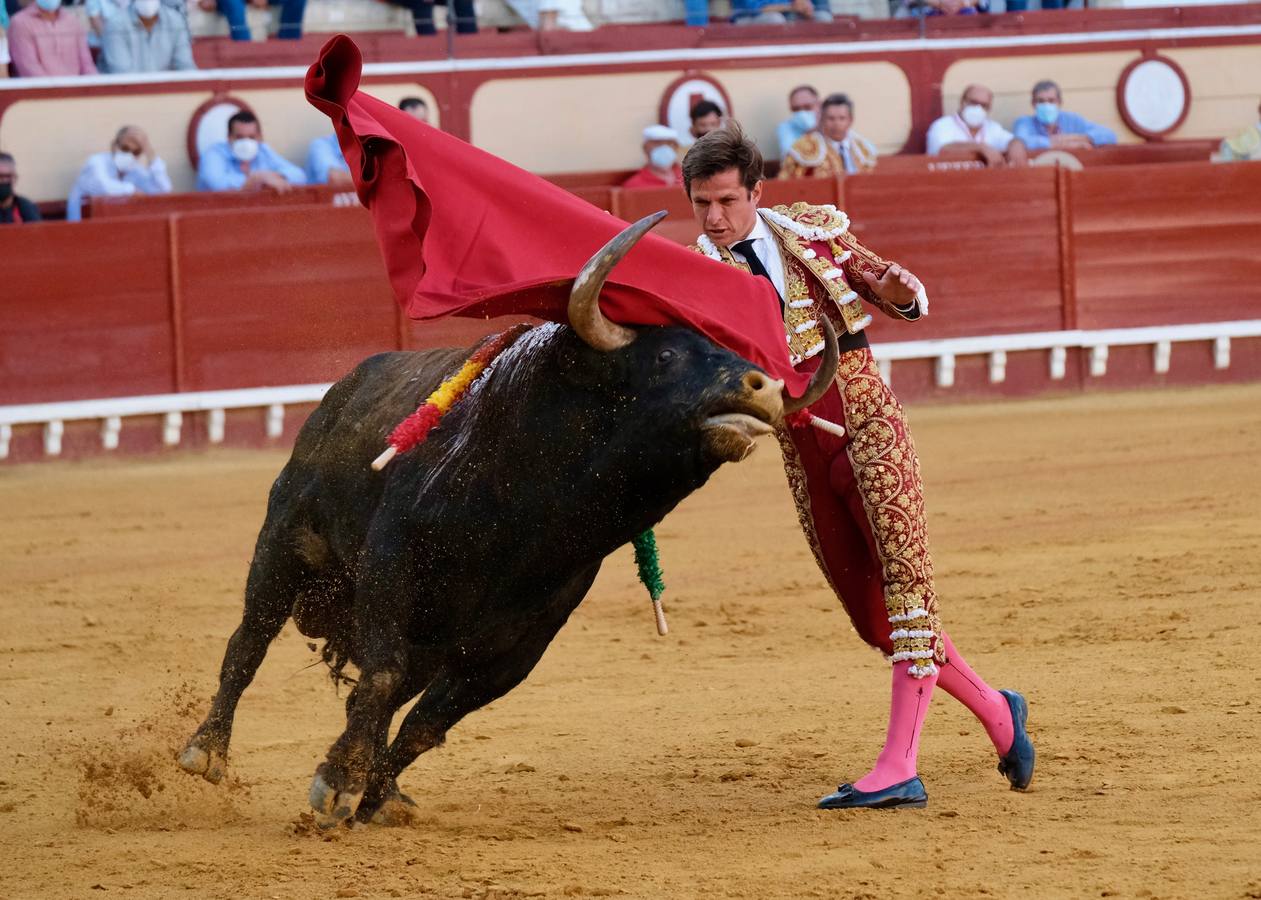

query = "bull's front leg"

[{"left": 308, "top": 570, "right": 410, "bottom": 827}]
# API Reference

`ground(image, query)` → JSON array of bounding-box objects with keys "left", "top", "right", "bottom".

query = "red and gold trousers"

[{"left": 778, "top": 347, "right": 946, "bottom": 677}]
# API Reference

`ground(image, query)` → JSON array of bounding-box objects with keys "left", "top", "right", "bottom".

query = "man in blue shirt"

[
  {"left": 1012, "top": 79, "right": 1117, "bottom": 152},
  {"left": 776, "top": 84, "right": 820, "bottom": 160},
  {"left": 306, "top": 133, "right": 352, "bottom": 187},
  {"left": 197, "top": 110, "right": 307, "bottom": 192}
]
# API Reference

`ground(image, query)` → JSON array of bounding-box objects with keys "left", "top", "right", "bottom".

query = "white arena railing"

[{"left": 3, "top": 319, "right": 1261, "bottom": 460}]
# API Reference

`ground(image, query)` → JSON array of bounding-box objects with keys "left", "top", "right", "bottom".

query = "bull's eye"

[{"left": 657, "top": 349, "right": 677, "bottom": 366}]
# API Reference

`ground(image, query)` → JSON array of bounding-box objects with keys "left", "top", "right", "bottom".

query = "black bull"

[{"left": 179, "top": 213, "right": 838, "bottom": 826}]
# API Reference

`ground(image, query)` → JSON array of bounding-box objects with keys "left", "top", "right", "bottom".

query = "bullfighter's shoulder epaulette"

[{"left": 761, "top": 203, "right": 850, "bottom": 243}]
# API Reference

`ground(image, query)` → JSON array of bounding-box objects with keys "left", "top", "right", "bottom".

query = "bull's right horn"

[
  {"left": 567, "top": 210, "right": 668, "bottom": 352},
  {"left": 782, "top": 317, "right": 839, "bottom": 415}
]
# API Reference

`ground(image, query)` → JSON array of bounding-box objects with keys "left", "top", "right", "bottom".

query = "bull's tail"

[{"left": 320, "top": 637, "right": 357, "bottom": 690}]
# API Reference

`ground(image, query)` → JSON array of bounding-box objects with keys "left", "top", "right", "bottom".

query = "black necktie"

[{"left": 732, "top": 238, "right": 783, "bottom": 310}]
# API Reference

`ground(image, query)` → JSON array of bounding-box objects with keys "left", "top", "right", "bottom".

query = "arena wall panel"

[
  {"left": 0, "top": 218, "right": 175, "bottom": 405},
  {"left": 846, "top": 167, "right": 1065, "bottom": 340},
  {"left": 174, "top": 205, "right": 399, "bottom": 391},
  {"left": 1070, "top": 162, "right": 1261, "bottom": 329}
]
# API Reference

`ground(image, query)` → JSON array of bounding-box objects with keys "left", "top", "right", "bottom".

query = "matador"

[{"left": 683, "top": 124, "right": 1036, "bottom": 809}]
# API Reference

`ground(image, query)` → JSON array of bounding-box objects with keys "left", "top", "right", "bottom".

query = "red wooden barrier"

[
  {"left": 173, "top": 205, "right": 400, "bottom": 391},
  {"left": 0, "top": 217, "right": 175, "bottom": 404},
  {"left": 87, "top": 186, "right": 350, "bottom": 220},
  {"left": 1070, "top": 161, "right": 1261, "bottom": 329},
  {"left": 845, "top": 167, "right": 1064, "bottom": 340}
]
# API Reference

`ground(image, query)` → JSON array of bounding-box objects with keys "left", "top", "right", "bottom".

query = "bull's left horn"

[
  {"left": 568, "top": 210, "right": 668, "bottom": 352},
  {"left": 782, "top": 317, "right": 839, "bottom": 415}
]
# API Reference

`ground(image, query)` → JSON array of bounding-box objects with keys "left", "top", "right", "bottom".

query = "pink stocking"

[
  {"left": 935, "top": 632, "right": 1014, "bottom": 755},
  {"left": 853, "top": 660, "right": 937, "bottom": 792}
]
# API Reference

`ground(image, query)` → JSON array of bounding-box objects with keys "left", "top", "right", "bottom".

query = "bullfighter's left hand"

[{"left": 862, "top": 263, "right": 922, "bottom": 310}]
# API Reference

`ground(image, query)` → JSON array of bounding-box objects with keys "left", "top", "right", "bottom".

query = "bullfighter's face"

[{"left": 688, "top": 167, "right": 763, "bottom": 250}]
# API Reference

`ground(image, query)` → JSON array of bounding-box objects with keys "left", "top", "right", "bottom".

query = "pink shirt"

[{"left": 9, "top": 6, "right": 97, "bottom": 78}]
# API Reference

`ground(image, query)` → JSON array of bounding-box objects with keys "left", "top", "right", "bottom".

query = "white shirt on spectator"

[
  {"left": 67, "top": 151, "right": 173, "bottom": 221},
  {"left": 926, "top": 114, "right": 1015, "bottom": 156}
]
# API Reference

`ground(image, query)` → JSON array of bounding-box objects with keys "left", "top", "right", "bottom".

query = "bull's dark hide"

[{"left": 180, "top": 321, "right": 782, "bottom": 826}]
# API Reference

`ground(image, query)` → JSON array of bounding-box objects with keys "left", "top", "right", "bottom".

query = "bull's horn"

[
  {"left": 568, "top": 210, "right": 668, "bottom": 351},
  {"left": 782, "top": 317, "right": 839, "bottom": 415}
]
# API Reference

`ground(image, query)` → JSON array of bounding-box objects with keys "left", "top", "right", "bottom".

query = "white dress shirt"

[
  {"left": 730, "top": 212, "right": 787, "bottom": 301},
  {"left": 925, "top": 114, "right": 1015, "bottom": 155}
]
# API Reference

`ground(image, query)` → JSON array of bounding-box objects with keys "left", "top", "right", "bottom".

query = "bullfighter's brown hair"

[{"left": 681, "top": 122, "right": 764, "bottom": 197}]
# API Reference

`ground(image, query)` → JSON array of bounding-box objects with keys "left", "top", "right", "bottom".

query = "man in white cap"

[{"left": 622, "top": 124, "right": 683, "bottom": 189}]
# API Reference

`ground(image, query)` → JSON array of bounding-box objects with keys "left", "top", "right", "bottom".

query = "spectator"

[
  {"left": 0, "top": 152, "right": 41, "bottom": 224},
  {"left": 777, "top": 85, "right": 819, "bottom": 159},
  {"left": 730, "top": 0, "right": 831, "bottom": 23},
  {"left": 1, "top": 4, "right": 10, "bottom": 80},
  {"left": 67, "top": 125, "right": 172, "bottom": 220},
  {"left": 894, "top": 0, "right": 988, "bottom": 14},
  {"left": 8, "top": 0, "right": 97, "bottom": 77},
  {"left": 385, "top": 0, "right": 476, "bottom": 37},
  {"left": 689, "top": 100, "right": 723, "bottom": 142},
  {"left": 926, "top": 84, "right": 1027, "bottom": 166},
  {"left": 621, "top": 125, "right": 682, "bottom": 190},
  {"left": 306, "top": 133, "right": 352, "bottom": 187},
  {"left": 1006, "top": 0, "right": 1064, "bottom": 10},
  {"left": 197, "top": 111, "right": 306, "bottom": 192},
  {"left": 399, "top": 96, "right": 430, "bottom": 123},
  {"left": 1220, "top": 99, "right": 1261, "bottom": 162},
  {"left": 98, "top": 0, "right": 195, "bottom": 74},
  {"left": 1012, "top": 80, "right": 1116, "bottom": 152},
  {"left": 205, "top": 0, "right": 307, "bottom": 41},
  {"left": 780, "top": 92, "right": 877, "bottom": 178}
]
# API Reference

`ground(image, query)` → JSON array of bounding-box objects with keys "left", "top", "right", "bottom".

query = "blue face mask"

[
  {"left": 792, "top": 109, "right": 817, "bottom": 131},
  {"left": 35, "top": 0, "right": 62, "bottom": 11},
  {"left": 1035, "top": 102, "right": 1059, "bottom": 126}
]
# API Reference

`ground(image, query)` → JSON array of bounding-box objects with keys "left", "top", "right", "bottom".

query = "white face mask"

[
  {"left": 648, "top": 145, "right": 677, "bottom": 169},
  {"left": 960, "top": 104, "right": 988, "bottom": 129},
  {"left": 113, "top": 150, "right": 138, "bottom": 173},
  {"left": 134, "top": 0, "right": 160, "bottom": 15},
  {"left": 231, "top": 138, "right": 260, "bottom": 162}
]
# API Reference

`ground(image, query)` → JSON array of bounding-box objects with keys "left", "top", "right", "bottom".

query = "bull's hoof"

[
  {"left": 178, "top": 743, "right": 227, "bottom": 785},
  {"left": 308, "top": 766, "right": 365, "bottom": 828},
  {"left": 362, "top": 789, "right": 421, "bottom": 827}
]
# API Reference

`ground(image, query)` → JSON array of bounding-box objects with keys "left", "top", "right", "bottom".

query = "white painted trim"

[
  {"left": 4, "top": 24, "right": 1261, "bottom": 91},
  {"left": 2, "top": 319, "right": 1259, "bottom": 459},
  {"left": 0, "top": 383, "right": 331, "bottom": 427}
]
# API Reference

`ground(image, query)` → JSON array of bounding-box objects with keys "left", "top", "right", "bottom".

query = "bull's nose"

[
  {"left": 740, "top": 370, "right": 785, "bottom": 420},
  {"left": 742, "top": 370, "right": 783, "bottom": 395}
]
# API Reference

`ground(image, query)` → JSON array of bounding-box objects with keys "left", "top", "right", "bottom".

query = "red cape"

[{"left": 304, "top": 35, "right": 808, "bottom": 395}]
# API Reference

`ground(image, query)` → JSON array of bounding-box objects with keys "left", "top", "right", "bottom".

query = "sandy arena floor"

[{"left": 2, "top": 383, "right": 1260, "bottom": 900}]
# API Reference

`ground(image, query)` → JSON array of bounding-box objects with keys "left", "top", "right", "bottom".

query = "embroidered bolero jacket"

[{"left": 691, "top": 202, "right": 925, "bottom": 366}]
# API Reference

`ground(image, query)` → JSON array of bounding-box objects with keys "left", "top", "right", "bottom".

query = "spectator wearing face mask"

[
  {"left": 399, "top": 97, "right": 430, "bottom": 123},
  {"left": 306, "top": 133, "right": 352, "bottom": 188},
  {"left": 621, "top": 125, "right": 682, "bottom": 190},
  {"left": 1220, "top": 99, "right": 1261, "bottom": 162},
  {"left": 780, "top": 92, "right": 877, "bottom": 178},
  {"left": 1012, "top": 80, "right": 1115, "bottom": 153},
  {"left": 8, "top": 0, "right": 97, "bottom": 77},
  {"left": 98, "top": 0, "right": 195, "bottom": 74},
  {"left": 0, "top": 152, "right": 41, "bottom": 224},
  {"left": 197, "top": 111, "right": 307, "bottom": 193},
  {"left": 689, "top": 100, "right": 723, "bottom": 143},
  {"left": 777, "top": 85, "right": 820, "bottom": 159},
  {"left": 66, "top": 126, "right": 172, "bottom": 221},
  {"left": 926, "top": 84, "right": 1028, "bottom": 167}
]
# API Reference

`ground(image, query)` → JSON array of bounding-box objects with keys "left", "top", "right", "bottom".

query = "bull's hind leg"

[
  {"left": 179, "top": 532, "right": 305, "bottom": 784},
  {"left": 307, "top": 572, "right": 414, "bottom": 826}
]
